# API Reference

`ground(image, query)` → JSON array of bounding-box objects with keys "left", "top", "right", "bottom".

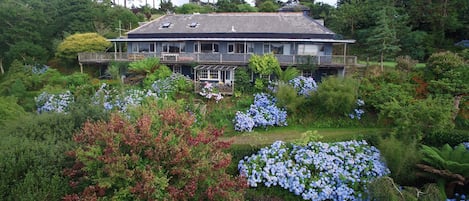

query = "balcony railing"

[{"left": 78, "top": 52, "right": 357, "bottom": 66}]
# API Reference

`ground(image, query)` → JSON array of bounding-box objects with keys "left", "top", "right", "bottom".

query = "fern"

[{"left": 420, "top": 144, "right": 469, "bottom": 177}]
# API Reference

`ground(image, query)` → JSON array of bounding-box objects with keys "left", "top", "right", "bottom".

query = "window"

[
  {"left": 199, "top": 42, "right": 219, "bottom": 53},
  {"left": 228, "top": 42, "right": 254, "bottom": 54},
  {"left": 162, "top": 42, "right": 185, "bottom": 53},
  {"left": 150, "top": 43, "right": 155, "bottom": 52},
  {"left": 198, "top": 70, "right": 220, "bottom": 80},
  {"left": 194, "top": 43, "right": 199, "bottom": 52},
  {"left": 264, "top": 43, "right": 285, "bottom": 54},
  {"left": 138, "top": 43, "right": 149, "bottom": 52},
  {"left": 298, "top": 44, "right": 319, "bottom": 55},
  {"left": 172, "top": 66, "right": 182, "bottom": 74},
  {"left": 209, "top": 70, "right": 219, "bottom": 79},
  {"left": 199, "top": 70, "right": 208, "bottom": 79}
]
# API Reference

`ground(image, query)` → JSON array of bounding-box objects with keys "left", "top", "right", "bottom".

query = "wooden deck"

[{"left": 78, "top": 52, "right": 358, "bottom": 67}]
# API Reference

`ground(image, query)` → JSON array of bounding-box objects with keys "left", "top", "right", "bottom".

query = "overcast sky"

[{"left": 116, "top": 0, "right": 337, "bottom": 8}]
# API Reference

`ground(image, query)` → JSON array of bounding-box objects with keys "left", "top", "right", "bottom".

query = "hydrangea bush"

[
  {"left": 199, "top": 82, "right": 223, "bottom": 102},
  {"left": 93, "top": 83, "right": 158, "bottom": 113},
  {"left": 349, "top": 99, "right": 365, "bottom": 120},
  {"left": 151, "top": 73, "right": 191, "bottom": 97},
  {"left": 35, "top": 90, "right": 74, "bottom": 113},
  {"left": 238, "top": 140, "right": 390, "bottom": 201},
  {"left": 289, "top": 76, "right": 318, "bottom": 96},
  {"left": 233, "top": 93, "right": 287, "bottom": 132}
]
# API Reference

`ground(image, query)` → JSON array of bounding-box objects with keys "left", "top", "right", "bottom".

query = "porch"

[
  {"left": 193, "top": 65, "right": 237, "bottom": 95},
  {"left": 78, "top": 52, "right": 358, "bottom": 67}
]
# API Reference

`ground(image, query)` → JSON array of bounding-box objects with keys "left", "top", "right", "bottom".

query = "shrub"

[
  {"left": 423, "top": 129, "right": 469, "bottom": 147},
  {"left": 0, "top": 103, "right": 107, "bottom": 201},
  {"left": 35, "top": 90, "right": 74, "bottom": 113},
  {"left": 0, "top": 96, "right": 26, "bottom": 125},
  {"left": 311, "top": 76, "right": 359, "bottom": 117},
  {"left": 274, "top": 82, "right": 306, "bottom": 114},
  {"left": 238, "top": 140, "right": 390, "bottom": 200},
  {"left": 377, "top": 137, "right": 422, "bottom": 186},
  {"left": 289, "top": 76, "right": 317, "bottom": 96},
  {"left": 379, "top": 96, "right": 454, "bottom": 140},
  {"left": 233, "top": 93, "right": 287, "bottom": 132},
  {"left": 64, "top": 103, "right": 247, "bottom": 200}
]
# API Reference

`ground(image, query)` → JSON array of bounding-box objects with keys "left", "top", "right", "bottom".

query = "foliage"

[
  {"left": 311, "top": 76, "right": 359, "bottom": 116},
  {"left": 35, "top": 90, "right": 74, "bottom": 113},
  {"left": 64, "top": 103, "right": 247, "bottom": 200},
  {"left": 233, "top": 93, "right": 287, "bottom": 132},
  {"left": 150, "top": 73, "right": 193, "bottom": 98},
  {"left": 0, "top": 100, "right": 108, "bottom": 201},
  {"left": 0, "top": 96, "right": 26, "bottom": 125},
  {"left": 424, "top": 130, "right": 469, "bottom": 148},
  {"left": 249, "top": 53, "right": 280, "bottom": 76},
  {"left": 396, "top": 55, "right": 418, "bottom": 72},
  {"left": 418, "top": 143, "right": 469, "bottom": 198},
  {"left": 234, "top": 68, "right": 253, "bottom": 94},
  {"left": 426, "top": 51, "right": 465, "bottom": 80},
  {"left": 377, "top": 137, "right": 422, "bottom": 185},
  {"left": 92, "top": 83, "right": 158, "bottom": 113},
  {"left": 365, "top": 5, "right": 401, "bottom": 67},
  {"left": 366, "top": 177, "right": 443, "bottom": 201},
  {"left": 56, "top": 33, "right": 111, "bottom": 64},
  {"left": 274, "top": 82, "right": 306, "bottom": 114},
  {"left": 288, "top": 76, "right": 318, "bottom": 96},
  {"left": 128, "top": 57, "right": 162, "bottom": 74},
  {"left": 277, "top": 67, "right": 299, "bottom": 82},
  {"left": 175, "top": 3, "right": 215, "bottom": 14},
  {"left": 199, "top": 82, "right": 223, "bottom": 103},
  {"left": 238, "top": 140, "right": 390, "bottom": 200},
  {"left": 379, "top": 96, "right": 455, "bottom": 141}
]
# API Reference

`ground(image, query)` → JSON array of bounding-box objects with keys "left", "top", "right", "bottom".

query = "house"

[{"left": 78, "top": 12, "right": 356, "bottom": 94}]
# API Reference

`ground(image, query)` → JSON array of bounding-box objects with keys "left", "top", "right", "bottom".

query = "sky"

[{"left": 114, "top": 0, "right": 337, "bottom": 8}]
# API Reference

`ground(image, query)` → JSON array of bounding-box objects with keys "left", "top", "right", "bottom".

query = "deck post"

[
  {"left": 114, "top": 42, "right": 117, "bottom": 60},
  {"left": 343, "top": 43, "right": 347, "bottom": 65},
  {"left": 79, "top": 63, "right": 83, "bottom": 73}
]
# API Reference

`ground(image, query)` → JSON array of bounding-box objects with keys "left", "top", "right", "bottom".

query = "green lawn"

[
  {"left": 220, "top": 127, "right": 383, "bottom": 145},
  {"left": 357, "top": 60, "right": 426, "bottom": 68}
]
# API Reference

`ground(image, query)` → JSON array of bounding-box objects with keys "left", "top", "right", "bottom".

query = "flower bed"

[
  {"left": 233, "top": 93, "right": 287, "bottom": 132},
  {"left": 35, "top": 91, "right": 74, "bottom": 113},
  {"left": 238, "top": 140, "right": 390, "bottom": 201}
]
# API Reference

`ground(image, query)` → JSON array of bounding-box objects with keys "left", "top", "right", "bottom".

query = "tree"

[
  {"left": 56, "top": 33, "right": 111, "bottom": 66},
  {"left": 365, "top": 5, "right": 401, "bottom": 71},
  {"left": 257, "top": 0, "right": 280, "bottom": 12},
  {"left": 249, "top": 53, "right": 281, "bottom": 90},
  {"left": 425, "top": 52, "right": 469, "bottom": 120},
  {"left": 64, "top": 102, "right": 247, "bottom": 200},
  {"left": 160, "top": 0, "right": 174, "bottom": 13},
  {"left": 175, "top": 3, "right": 215, "bottom": 14}
]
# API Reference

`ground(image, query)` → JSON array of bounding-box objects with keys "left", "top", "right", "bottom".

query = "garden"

[{"left": 0, "top": 51, "right": 469, "bottom": 201}]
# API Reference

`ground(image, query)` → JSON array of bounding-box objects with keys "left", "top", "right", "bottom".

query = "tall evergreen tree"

[{"left": 365, "top": 5, "right": 401, "bottom": 71}]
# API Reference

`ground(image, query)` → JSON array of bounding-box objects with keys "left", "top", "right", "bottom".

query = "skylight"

[
  {"left": 189, "top": 22, "right": 198, "bottom": 28},
  {"left": 162, "top": 22, "right": 171, "bottom": 28}
]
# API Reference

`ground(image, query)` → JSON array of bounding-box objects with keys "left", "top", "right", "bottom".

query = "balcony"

[{"left": 78, "top": 52, "right": 358, "bottom": 67}]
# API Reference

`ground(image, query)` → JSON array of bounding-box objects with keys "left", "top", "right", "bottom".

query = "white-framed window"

[
  {"left": 298, "top": 44, "right": 320, "bottom": 55},
  {"left": 228, "top": 42, "right": 254, "bottom": 54},
  {"left": 162, "top": 42, "right": 185, "bottom": 53},
  {"left": 196, "top": 42, "right": 219, "bottom": 53},
  {"left": 199, "top": 70, "right": 208, "bottom": 79},
  {"left": 209, "top": 70, "right": 219, "bottom": 79},
  {"left": 198, "top": 70, "right": 220, "bottom": 80},
  {"left": 172, "top": 66, "right": 182, "bottom": 74},
  {"left": 264, "top": 43, "right": 288, "bottom": 55}
]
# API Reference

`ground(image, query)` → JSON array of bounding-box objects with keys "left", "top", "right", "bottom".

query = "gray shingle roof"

[{"left": 127, "top": 12, "right": 334, "bottom": 35}]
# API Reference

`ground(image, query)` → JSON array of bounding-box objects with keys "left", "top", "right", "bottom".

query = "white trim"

[{"left": 109, "top": 38, "right": 356, "bottom": 43}]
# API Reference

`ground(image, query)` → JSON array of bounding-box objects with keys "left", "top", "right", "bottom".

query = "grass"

[
  {"left": 358, "top": 60, "right": 426, "bottom": 68},
  {"left": 220, "top": 126, "right": 383, "bottom": 145}
]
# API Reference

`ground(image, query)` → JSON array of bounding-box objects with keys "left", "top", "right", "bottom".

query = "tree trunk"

[
  {"left": 380, "top": 52, "right": 384, "bottom": 72},
  {"left": 0, "top": 58, "right": 4, "bottom": 75},
  {"left": 452, "top": 95, "right": 463, "bottom": 120}
]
